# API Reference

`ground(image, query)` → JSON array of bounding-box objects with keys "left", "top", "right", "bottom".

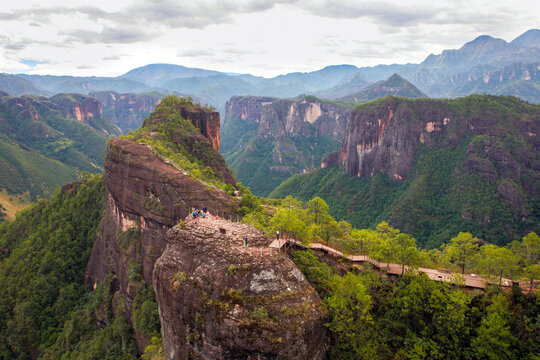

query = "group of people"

[{"left": 191, "top": 206, "right": 208, "bottom": 219}]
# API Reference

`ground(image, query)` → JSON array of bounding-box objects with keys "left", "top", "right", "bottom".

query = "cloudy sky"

[{"left": 0, "top": 0, "right": 538, "bottom": 78}]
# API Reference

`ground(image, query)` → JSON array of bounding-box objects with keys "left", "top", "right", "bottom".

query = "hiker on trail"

[
  {"left": 202, "top": 212, "right": 206, "bottom": 218},
  {"left": 192, "top": 210, "right": 197, "bottom": 219},
  {"left": 203, "top": 206, "right": 207, "bottom": 214},
  {"left": 276, "top": 231, "right": 280, "bottom": 240},
  {"left": 244, "top": 236, "right": 248, "bottom": 247}
]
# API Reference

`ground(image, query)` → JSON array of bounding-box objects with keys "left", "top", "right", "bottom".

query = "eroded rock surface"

[
  {"left": 86, "top": 138, "right": 238, "bottom": 351},
  {"left": 154, "top": 217, "right": 327, "bottom": 360}
]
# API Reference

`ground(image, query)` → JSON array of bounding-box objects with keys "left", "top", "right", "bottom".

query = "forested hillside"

[
  {"left": 271, "top": 95, "right": 540, "bottom": 248},
  {"left": 0, "top": 92, "right": 121, "bottom": 220}
]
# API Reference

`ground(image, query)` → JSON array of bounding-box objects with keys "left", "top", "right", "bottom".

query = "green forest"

[{"left": 0, "top": 95, "right": 538, "bottom": 359}]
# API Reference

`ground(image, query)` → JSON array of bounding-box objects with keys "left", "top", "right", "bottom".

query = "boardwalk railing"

[{"left": 269, "top": 238, "right": 512, "bottom": 290}]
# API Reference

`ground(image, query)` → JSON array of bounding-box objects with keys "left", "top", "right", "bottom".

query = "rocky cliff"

[
  {"left": 50, "top": 93, "right": 103, "bottom": 123},
  {"left": 340, "top": 96, "right": 539, "bottom": 182},
  {"left": 144, "top": 100, "right": 221, "bottom": 152},
  {"left": 86, "top": 96, "right": 328, "bottom": 356},
  {"left": 273, "top": 95, "right": 539, "bottom": 247},
  {"left": 90, "top": 91, "right": 163, "bottom": 132},
  {"left": 224, "top": 96, "right": 277, "bottom": 125},
  {"left": 223, "top": 95, "right": 352, "bottom": 195},
  {"left": 154, "top": 218, "right": 327, "bottom": 359},
  {"left": 86, "top": 137, "right": 239, "bottom": 351}
]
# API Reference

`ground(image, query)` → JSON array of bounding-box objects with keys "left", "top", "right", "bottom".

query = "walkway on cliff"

[{"left": 269, "top": 238, "right": 512, "bottom": 290}]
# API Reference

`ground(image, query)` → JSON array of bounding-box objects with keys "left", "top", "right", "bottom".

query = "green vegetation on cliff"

[
  {"left": 124, "top": 95, "right": 235, "bottom": 189},
  {"left": 0, "top": 175, "right": 119, "bottom": 358},
  {"left": 0, "top": 92, "right": 121, "bottom": 217}
]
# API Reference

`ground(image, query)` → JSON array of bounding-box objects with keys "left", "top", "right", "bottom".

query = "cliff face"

[
  {"left": 143, "top": 103, "right": 221, "bottom": 152},
  {"left": 180, "top": 106, "right": 221, "bottom": 152},
  {"left": 50, "top": 93, "right": 103, "bottom": 123},
  {"left": 224, "top": 96, "right": 277, "bottom": 125},
  {"left": 257, "top": 97, "right": 349, "bottom": 142},
  {"left": 340, "top": 96, "right": 539, "bottom": 181},
  {"left": 86, "top": 138, "right": 239, "bottom": 351},
  {"left": 340, "top": 98, "right": 468, "bottom": 180},
  {"left": 154, "top": 218, "right": 327, "bottom": 360},
  {"left": 90, "top": 91, "right": 163, "bottom": 132},
  {"left": 223, "top": 95, "right": 351, "bottom": 195}
]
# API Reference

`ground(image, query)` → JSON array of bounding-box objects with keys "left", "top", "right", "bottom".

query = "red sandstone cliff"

[{"left": 86, "top": 138, "right": 238, "bottom": 351}]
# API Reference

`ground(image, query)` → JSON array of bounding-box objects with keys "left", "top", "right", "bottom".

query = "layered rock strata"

[{"left": 86, "top": 138, "right": 238, "bottom": 351}]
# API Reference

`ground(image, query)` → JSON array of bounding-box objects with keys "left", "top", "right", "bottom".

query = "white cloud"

[{"left": 0, "top": 0, "right": 538, "bottom": 77}]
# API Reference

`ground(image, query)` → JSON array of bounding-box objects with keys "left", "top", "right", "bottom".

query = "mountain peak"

[
  {"left": 340, "top": 73, "right": 426, "bottom": 102},
  {"left": 461, "top": 35, "right": 507, "bottom": 50},
  {"left": 511, "top": 29, "right": 540, "bottom": 49}
]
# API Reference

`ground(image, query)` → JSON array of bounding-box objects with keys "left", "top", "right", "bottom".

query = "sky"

[{"left": 0, "top": 0, "right": 538, "bottom": 78}]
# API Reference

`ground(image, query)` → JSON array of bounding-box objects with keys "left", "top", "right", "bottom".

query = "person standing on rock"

[
  {"left": 276, "top": 231, "right": 280, "bottom": 240},
  {"left": 244, "top": 236, "right": 248, "bottom": 247}
]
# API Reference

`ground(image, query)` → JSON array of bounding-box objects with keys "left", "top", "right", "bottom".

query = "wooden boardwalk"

[{"left": 269, "top": 238, "right": 512, "bottom": 289}]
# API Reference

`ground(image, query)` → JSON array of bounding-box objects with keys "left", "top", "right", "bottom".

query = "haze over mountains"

[{"left": 0, "top": 29, "right": 538, "bottom": 115}]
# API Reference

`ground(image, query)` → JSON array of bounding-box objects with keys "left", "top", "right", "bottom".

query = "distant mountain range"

[{"left": 1, "top": 29, "right": 538, "bottom": 113}]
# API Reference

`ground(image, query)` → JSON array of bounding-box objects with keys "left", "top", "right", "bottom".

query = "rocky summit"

[{"left": 154, "top": 216, "right": 327, "bottom": 360}]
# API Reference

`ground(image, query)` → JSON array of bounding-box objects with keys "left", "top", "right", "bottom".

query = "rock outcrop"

[
  {"left": 50, "top": 93, "right": 103, "bottom": 123},
  {"left": 90, "top": 91, "right": 163, "bottom": 132},
  {"left": 223, "top": 95, "right": 351, "bottom": 195},
  {"left": 154, "top": 217, "right": 327, "bottom": 360},
  {"left": 143, "top": 103, "right": 221, "bottom": 152},
  {"left": 256, "top": 96, "right": 349, "bottom": 142},
  {"left": 224, "top": 96, "right": 277, "bottom": 125},
  {"left": 340, "top": 95, "right": 539, "bottom": 212},
  {"left": 86, "top": 138, "right": 239, "bottom": 351},
  {"left": 339, "top": 96, "right": 540, "bottom": 181}
]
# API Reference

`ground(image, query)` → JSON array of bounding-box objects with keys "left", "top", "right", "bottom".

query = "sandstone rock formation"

[
  {"left": 256, "top": 97, "right": 349, "bottom": 142},
  {"left": 144, "top": 103, "right": 221, "bottom": 152},
  {"left": 154, "top": 217, "right": 327, "bottom": 360},
  {"left": 90, "top": 91, "right": 163, "bottom": 132},
  {"left": 224, "top": 96, "right": 277, "bottom": 125},
  {"left": 222, "top": 95, "right": 351, "bottom": 195},
  {"left": 86, "top": 138, "right": 238, "bottom": 351},
  {"left": 50, "top": 93, "right": 103, "bottom": 123},
  {"left": 339, "top": 95, "right": 539, "bottom": 216}
]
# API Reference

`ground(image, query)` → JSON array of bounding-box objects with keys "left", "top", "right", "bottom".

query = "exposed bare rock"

[
  {"left": 51, "top": 93, "right": 103, "bottom": 122},
  {"left": 90, "top": 91, "right": 163, "bottom": 132},
  {"left": 86, "top": 138, "right": 238, "bottom": 352},
  {"left": 153, "top": 217, "right": 327, "bottom": 360},
  {"left": 225, "top": 96, "right": 277, "bottom": 125}
]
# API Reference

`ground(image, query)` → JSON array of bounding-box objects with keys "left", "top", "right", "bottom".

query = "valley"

[{"left": 0, "top": 21, "right": 539, "bottom": 360}]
